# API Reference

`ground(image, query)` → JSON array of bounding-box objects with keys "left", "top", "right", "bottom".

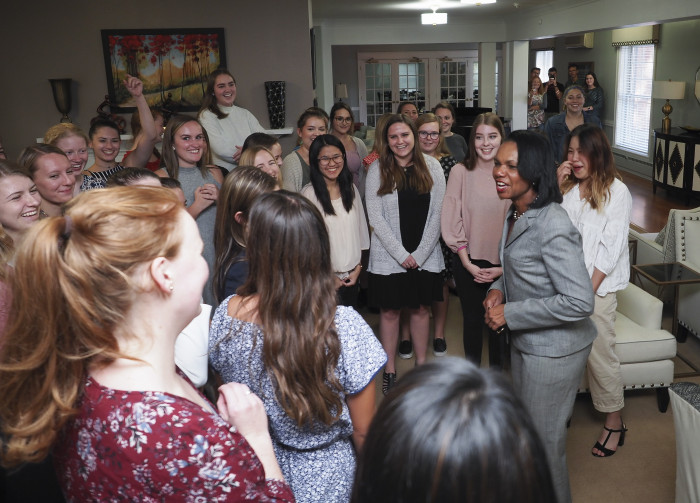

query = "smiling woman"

[
  {"left": 198, "top": 69, "right": 265, "bottom": 172},
  {"left": 301, "top": 134, "right": 370, "bottom": 307},
  {"left": 156, "top": 115, "right": 224, "bottom": 306},
  {"left": 17, "top": 143, "right": 75, "bottom": 218},
  {"left": 365, "top": 114, "right": 445, "bottom": 394},
  {"left": 544, "top": 84, "right": 601, "bottom": 163}
]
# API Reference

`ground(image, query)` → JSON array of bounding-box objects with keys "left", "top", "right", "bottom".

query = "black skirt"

[{"left": 368, "top": 269, "right": 443, "bottom": 310}]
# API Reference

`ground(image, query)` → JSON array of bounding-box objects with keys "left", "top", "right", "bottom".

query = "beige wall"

[{"left": 0, "top": 1, "right": 314, "bottom": 157}]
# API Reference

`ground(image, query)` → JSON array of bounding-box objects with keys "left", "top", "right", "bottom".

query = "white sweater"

[{"left": 199, "top": 105, "right": 264, "bottom": 172}]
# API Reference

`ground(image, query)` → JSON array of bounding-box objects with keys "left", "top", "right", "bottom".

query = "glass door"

[{"left": 364, "top": 62, "right": 393, "bottom": 128}]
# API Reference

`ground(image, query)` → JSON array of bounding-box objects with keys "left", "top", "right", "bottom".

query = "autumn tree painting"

[{"left": 101, "top": 28, "right": 226, "bottom": 111}]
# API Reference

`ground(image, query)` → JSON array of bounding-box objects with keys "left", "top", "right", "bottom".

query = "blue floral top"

[{"left": 209, "top": 299, "right": 387, "bottom": 503}]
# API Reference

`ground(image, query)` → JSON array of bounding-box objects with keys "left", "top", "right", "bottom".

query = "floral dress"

[
  {"left": 527, "top": 93, "right": 546, "bottom": 129},
  {"left": 54, "top": 372, "right": 294, "bottom": 502},
  {"left": 209, "top": 300, "right": 387, "bottom": 503}
]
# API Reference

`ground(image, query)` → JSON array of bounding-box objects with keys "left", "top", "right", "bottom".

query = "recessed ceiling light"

[{"left": 421, "top": 8, "right": 447, "bottom": 25}]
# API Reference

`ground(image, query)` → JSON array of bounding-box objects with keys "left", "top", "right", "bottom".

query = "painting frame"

[
  {"left": 101, "top": 28, "right": 227, "bottom": 113},
  {"left": 569, "top": 61, "right": 594, "bottom": 82}
]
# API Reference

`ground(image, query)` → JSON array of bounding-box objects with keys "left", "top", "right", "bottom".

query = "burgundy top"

[
  {"left": 122, "top": 149, "right": 161, "bottom": 172},
  {"left": 54, "top": 372, "right": 294, "bottom": 502}
]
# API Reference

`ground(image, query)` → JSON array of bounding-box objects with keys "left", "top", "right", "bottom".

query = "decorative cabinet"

[{"left": 653, "top": 128, "right": 700, "bottom": 205}]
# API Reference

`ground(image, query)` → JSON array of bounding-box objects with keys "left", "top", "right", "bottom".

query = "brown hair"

[
  {"left": 376, "top": 115, "right": 433, "bottom": 195},
  {"left": 560, "top": 123, "right": 620, "bottom": 211},
  {"left": 213, "top": 166, "right": 277, "bottom": 303},
  {"left": 368, "top": 113, "right": 394, "bottom": 157},
  {"left": 432, "top": 101, "right": 456, "bottom": 121},
  {"left": 234, "top": 191, "right": 342, "bottom": 427},
  {"left": 465, "top": 113, "right": 505, "bottom": 171},
  {"left": 414, "top": 113, "right": 451, "bottom": 159},
  {"left": 0, "top": 187, "right": 183, "bottom": 468},
  {"left": 17, "top": 143, "right": 68, "bottom": 177},
  {"left": 199, "top": 68, "right": 236, "bottom": 120},
  {"left": 43, "top": 123, "right": 89, "bottom": 146},
  {"left": 161, "top": 115, "right": 211, "bottom": 180}
]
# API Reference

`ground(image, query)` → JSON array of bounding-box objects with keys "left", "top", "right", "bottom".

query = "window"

[
  {"left": 535, "top": 50, "right": 553, "bottom": 76},
  {"left": 614, "top": 44, "right": 655, "bottom": 156}
]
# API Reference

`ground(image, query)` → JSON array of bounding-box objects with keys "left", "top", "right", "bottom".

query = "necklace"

[{"left": 512, "top": 195, "right": 539, "bottom": 221}]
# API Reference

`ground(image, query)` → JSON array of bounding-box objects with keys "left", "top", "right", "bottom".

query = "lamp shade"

[
  {"left": 652, "top": 80, "right": 685, "bottom": 100},
  {"left": 335, "top": 83, "right": 348, "bottom": 100}
]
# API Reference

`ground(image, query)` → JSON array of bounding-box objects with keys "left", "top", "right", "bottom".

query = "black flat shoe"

[
  {"left": 382, "top": 371, "right": 396, "bottom": 395},
  {"left": 592, "top": 423, "right": 627, "bottom": 457}
]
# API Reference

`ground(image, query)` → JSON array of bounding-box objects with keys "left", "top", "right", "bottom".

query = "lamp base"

[{"left": 661, "top": 99, "right": 673, "bottom": 133}]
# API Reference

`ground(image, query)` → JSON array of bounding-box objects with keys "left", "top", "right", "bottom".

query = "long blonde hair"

[{"left": 0, "top": 187, "right": 183, "bottom": 468}]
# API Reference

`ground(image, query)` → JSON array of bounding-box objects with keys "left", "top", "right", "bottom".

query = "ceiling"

[{"left": 311, "top": 0, "right": 583, "bottom": 22}]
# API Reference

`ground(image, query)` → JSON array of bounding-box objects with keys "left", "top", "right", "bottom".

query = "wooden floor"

[{"left": 622, "top": 170, "right": 697, "bottom": 233}]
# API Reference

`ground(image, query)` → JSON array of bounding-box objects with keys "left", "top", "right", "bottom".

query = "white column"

[
  {"left": 478, "top": 43, "right": 496, "bottom": 111},
  {"left": 504, "top": 41, "right": 529, "bottom": 131},
  {"left": 314, "top": 24, "right": 334, "bottom": 111}
]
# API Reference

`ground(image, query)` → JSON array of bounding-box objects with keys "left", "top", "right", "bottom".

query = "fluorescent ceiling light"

[{"left": 422, "top": 9, "right": 447, "bottom": 24}]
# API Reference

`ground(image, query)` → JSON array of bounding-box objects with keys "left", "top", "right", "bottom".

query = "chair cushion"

[{"left": 615, "top": 313, "right": 677, "bottom": 363}]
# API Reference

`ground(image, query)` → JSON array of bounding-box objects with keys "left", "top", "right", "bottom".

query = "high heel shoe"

[
  {"left": 382, "top": 371, "right": 396, "bottom": 395},
  {"left": 592, "top": 422, "right": 627, "bottom": 457}
]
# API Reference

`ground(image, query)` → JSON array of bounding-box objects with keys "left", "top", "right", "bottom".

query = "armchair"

[
  {"left": 629, "top": 207, "right": 700, "bottom": 321},
  {"left": 578, "top": 283, "right": 677, "bottom": 412},
  {"left": 676, "top": 211, "right": 700, "bottom": 340}
]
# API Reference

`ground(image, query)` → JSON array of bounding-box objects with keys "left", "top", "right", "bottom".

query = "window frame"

[{"left": 613, "top": 44, "right": 656, "bottom": 157}]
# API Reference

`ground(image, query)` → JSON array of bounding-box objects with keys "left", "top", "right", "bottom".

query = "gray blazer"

[{"left": 491, "top": 203, "right": 596, "bottom": 357}]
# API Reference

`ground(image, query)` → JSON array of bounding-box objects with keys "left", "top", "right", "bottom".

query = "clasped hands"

[{"left": 483, "top": 289, "right": 507, "bottom": 333}]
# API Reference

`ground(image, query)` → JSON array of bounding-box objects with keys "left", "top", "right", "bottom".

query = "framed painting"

[
  {"left": 570, "top": 61, "right": 594, "bottom": 81},
  {"left": 101, "top": 28, "right": 226, "bottom": 112}
]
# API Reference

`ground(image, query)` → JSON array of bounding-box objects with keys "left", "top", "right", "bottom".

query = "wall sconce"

[
  {"left": 49, "top": 78, "right": 72, "bottom": 123},
  {"left": 652, "top": 80, "right": 685, "bottom": 133},
  {"left": 421, "top": 8, "right": 447, "bottom": 25},
  {"left": 335, "top": 83, "right": 348, "bottom": 102}
]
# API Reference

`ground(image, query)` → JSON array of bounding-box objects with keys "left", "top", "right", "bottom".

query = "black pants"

[
  {"left": 452, "top": 253, "right": 505, "bottom": 368},
  {"left": 337, "top": 283, "right": 359, "bottom": 307}
]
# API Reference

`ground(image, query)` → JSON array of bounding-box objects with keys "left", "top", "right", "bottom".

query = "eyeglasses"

[
  {"left": 418, "top": 131, "right": 440, "bottom": 140},
  {"left": 319, "top": 154, "right": 344, "bottom": 166},
  {"left": 334, "top": 117, "right": 353, "bottom": 124}
]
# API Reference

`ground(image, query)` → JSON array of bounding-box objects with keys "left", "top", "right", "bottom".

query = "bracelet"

[{"left": 457, "top": 245, "right": 468, "bottom": 252}]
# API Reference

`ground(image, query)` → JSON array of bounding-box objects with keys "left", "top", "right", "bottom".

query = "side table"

[{"left": 631, "top": 262, "right": 700, "bottom": 342}]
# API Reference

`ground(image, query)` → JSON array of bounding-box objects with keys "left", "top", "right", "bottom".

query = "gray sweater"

[{"left": 365, "top": 154, "right": 445, "bottom": 275}]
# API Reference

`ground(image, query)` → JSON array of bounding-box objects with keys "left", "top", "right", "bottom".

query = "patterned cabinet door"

[
  {"left": 668, "top": 141, "right": 686, "bottom": 188},
  {"left": 654, "top": 137, "right": 665, "bottom": 183},
  {"left": 693, "top": 144, "right": 700, "bottom": 192}
]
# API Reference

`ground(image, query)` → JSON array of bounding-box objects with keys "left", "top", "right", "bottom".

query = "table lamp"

[
  {"left": 335, "top": 83, "right": 348, "bottom": 102},
  {"left": 652, "top": 80, "right": 685, "bottom": 133}
]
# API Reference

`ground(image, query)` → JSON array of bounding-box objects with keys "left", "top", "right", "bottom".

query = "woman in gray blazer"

[{"left": 484, "top": 130, "right": 595, "bottom": 503}]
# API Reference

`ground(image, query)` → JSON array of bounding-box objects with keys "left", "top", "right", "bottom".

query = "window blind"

[{"left": 614, "top": 44, "right": 655, "bottom": 156}]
